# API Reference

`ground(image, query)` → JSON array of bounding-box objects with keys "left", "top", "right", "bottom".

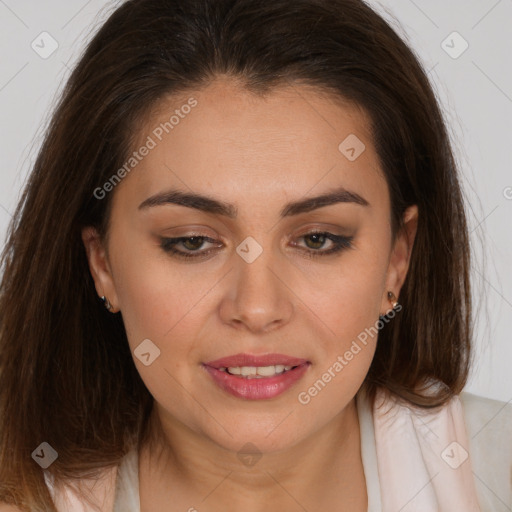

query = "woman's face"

[{"left": 83, "top": 77, "right": 417, "bottom": 454}]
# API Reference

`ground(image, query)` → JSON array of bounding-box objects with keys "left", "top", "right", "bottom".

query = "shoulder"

[
  {"left": 458, "top": 391, "right": 512, "bottom": 511},
  {"left": 459, "top": 390, "right": 512, "bottom": 441}
]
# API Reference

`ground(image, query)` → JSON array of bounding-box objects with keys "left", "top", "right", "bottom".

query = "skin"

[{"left": 82, "top": 76, "right": 418, "bottom": 511}]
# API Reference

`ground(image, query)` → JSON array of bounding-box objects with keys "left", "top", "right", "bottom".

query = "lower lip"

[{"left": 203, "top": 363, "right": 310, "bottom": 400}]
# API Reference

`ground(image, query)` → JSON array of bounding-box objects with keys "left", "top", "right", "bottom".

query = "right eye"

[{"left": 160, "top": 236, "right": 222, "bottom": 259}]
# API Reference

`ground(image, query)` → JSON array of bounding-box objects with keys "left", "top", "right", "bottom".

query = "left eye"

[
  {"left": 160, "top": 232, "right": 354, "bottom": 260},
  {"left": 292, "top": 232, "right": 354, "bottom": 258}
]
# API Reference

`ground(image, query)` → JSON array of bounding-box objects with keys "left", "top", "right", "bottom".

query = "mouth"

[
  {"left": 218, "top": 364, "right": 297, "bottom": 378},
  {"left": 202, "top": 353, "right": 311, "bottom": 400}
]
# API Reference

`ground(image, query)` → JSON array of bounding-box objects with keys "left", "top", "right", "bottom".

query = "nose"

[{"left": 218, "top": 242, "right": 294, "bottom": 334}]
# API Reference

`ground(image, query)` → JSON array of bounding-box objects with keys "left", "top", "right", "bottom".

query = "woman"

[{"left": 0, "top": 0, "right": 510, "bottom": 511}]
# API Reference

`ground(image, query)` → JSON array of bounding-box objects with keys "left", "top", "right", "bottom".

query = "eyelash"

[{"left": 159, "top": 231, "right": 354, "bottom": 260}]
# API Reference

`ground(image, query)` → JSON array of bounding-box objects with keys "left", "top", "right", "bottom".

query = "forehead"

[{"left": 116, "top": 78, "right": 387, "bottom": 214}]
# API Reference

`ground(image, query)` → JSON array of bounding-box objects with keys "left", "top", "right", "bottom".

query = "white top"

[{"left": 45, "top": 388, "right": 512, "bottom": 511}]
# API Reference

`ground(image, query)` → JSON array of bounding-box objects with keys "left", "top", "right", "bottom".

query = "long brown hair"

[{"left": 0, "top": 0, "right": 473, "bottom": 509}]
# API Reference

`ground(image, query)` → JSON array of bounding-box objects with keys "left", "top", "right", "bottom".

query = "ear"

[
  {"left": 380, "top": 205, "right": 418, "bottom": 316},
  {"left": 81, "top": 226, "right": 119, "bottom": 313}
]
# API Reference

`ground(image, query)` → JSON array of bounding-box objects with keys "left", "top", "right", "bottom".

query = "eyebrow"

[{"left": 138, "top": 185, "right": 369, "bottom": 218}]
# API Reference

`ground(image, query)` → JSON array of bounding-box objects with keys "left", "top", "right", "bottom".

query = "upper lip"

[{"left": 204, "top": 353, "right": 309, "bottom": 369}]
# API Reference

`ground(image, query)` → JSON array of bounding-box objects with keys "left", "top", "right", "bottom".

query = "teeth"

[
  {"left": 223, "top": 365, "right": 294, "bottom": 378},
  {"left": 241, "top": 366, "right": 257, "bottom": 376}
]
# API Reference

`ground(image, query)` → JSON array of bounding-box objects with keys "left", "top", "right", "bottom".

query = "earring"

[
  {"left": 100, "top": 295, "right": 113, "bottom": 311},
  {"left": 387, "top": 291, "right": 399, "bottom": 309},
  {"left": 379, "top": 291, "right": 400, "bottom": 319}
]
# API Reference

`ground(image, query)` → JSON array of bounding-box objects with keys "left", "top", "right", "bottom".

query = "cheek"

[
  {"left": 110, "top": 247, "right": 209, "bottom": 414},
  {"left": 294, "top": 243, "right": 386, "bottom": 406},
  {"left": 295, "top": 274, "right": 384, "bottom": 415},
  {"left": 299, "top": 249, "right": 387, "bottom": 348},
  {"left": 110, "top": 231, "right": 199, "bottom": 342},
  {"left": 295, "top": 346, "right": 374, "bottom": 426}
]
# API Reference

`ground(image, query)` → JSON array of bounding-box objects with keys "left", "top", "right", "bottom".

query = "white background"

[{"left": 0, "top": 1, "right": 511, "bottom": 402}]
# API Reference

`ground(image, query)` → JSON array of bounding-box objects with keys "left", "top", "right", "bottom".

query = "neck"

[{"left": 139, "top": 397, "right": 368, "bottom": 512}]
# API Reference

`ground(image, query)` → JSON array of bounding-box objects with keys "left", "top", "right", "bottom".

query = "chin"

[{"left": 199, "top": 413, "right": 310, "bottom": 455}]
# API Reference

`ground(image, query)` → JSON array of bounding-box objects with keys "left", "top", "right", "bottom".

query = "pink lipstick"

[{"left": 203, "top": 353, "right": 310, "bottom": 400}]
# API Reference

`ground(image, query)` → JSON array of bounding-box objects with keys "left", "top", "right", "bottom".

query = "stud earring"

[
  {"left": 387, "top": 291, "right": 399, "bottom": 309},
  {"left": 100, "top": 295, "right": 113, "bottom": 311},
  {"left": 379, "top": 291, "right": 400, "bottom": 319}
]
